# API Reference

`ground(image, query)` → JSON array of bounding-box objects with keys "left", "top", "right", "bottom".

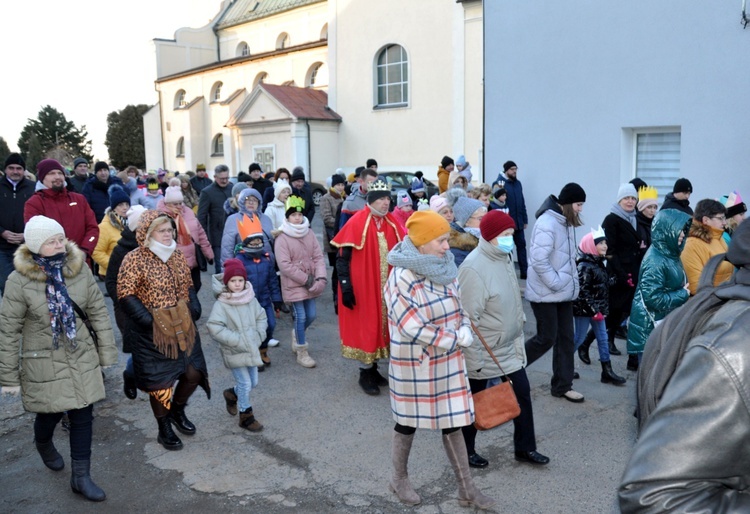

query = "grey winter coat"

[
  {"left": 458, "top": 238, "right": 527, "bottom": 379},
  {"left": 0, "top": 242, "right": 118, "bottom": 413},
  {"left": 524, "top": 196, "right": 580, "bottom": 303},
  {"left": 207, "top": 274, "right": 268, "bottom": 369}
]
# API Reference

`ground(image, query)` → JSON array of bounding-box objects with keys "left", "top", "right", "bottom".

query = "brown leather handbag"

[
  {"left": 470, "top": 321, "right": 521, "bottom": 431},
  {"left": 152, "top": 300, "right": 195, "bottom": 359}
]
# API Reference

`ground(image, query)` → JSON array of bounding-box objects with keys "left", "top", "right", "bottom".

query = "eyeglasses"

[
  {"left": 154, "top": 228, "right": 175, "bottom": 235},
  {"left": 711, "top": 215, "right": 727, "bottom": 222}
]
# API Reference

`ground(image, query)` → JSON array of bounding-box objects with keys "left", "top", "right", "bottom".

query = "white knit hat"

[
  {"left": 617, "top": 183, "right": 638, "bottom": 203},
  {"left": 274, "top": 178, "right": 292, "bottom": 200},
  {"left": 24, "top": 215, "right": 65, "bottom": 254},
  {"left": 126, "top": 205, "right": 147, "bottom": 232},
  {"left": 164, "top": 185, "right": 183, "bottom": 203}
]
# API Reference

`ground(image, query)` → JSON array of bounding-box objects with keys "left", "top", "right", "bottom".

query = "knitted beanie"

[
  {"left": 73, "top": 157, "right": 88, "bottom": 169},
  {"left": 3, "top": 153, "right": 25, "bottom": 170},
  {"left": 238, "top": 187, "right": 262, "bottom": 208},
  {"left": 331, "top": 174, "right": 346, "bottom": 187},
  {"left": 94, "top": 161, "right": 109, "bottom": 173},
  {"left": 35, "top": 159, "right": 64, "bottom": 183},
  {"left": 558, "top": 183, "right": 586, "bottom": 205},
  {"left": 429, "top": 195, "right": 449, "bottom": 213},
  {"left": 396, "top": 190, "right": 412, "bottom": 209},
  {"left": 274, "top": 179, "right": 292, "bottom": 199},
  {"left": 616, "top": 183, "right": 639, "bottom": 203},
  {"left": 24, "top": 216, "right": 65, "bottom": 254},
  {"left": 248, "top": 162, "right": 262, "bottom": 173},
  {"left": 455, "top": 155, "right": 466, "bottom": 167},
  {"left": 285, "top": 194, "right": 306, "bottom": 218},
  {"left": 126, "top": 205, "right": 147, "bottom": 232},
  {"left": 503, "top": 161, "right": 517, "bottom": 172},
  {"left": 406, "top": 210, "right": 450, "bottom": 247},
  {"left": 411, "top": 177, "right": 425, "bottom": 193},
  {"left": 447, "top": 189, "right": 484, "bottom": 227},
  {"left": 440, "top": 155, "right": 454, "bottom": 169},
  {"left": 232, "top": 182, "right": 249, "bottom": 197},
  {"left": 291, "top": 167, "right": 305, "bottom": 182},
  {"left": 479, "top": 210, "right": 515, "bottom": 242},
  {"left": 222, "top": 258, "right": 247, "bottom": 285},
  {"left": 673, "top": 178, "right": 693, "bottom": 194},
  {"left": 637, "top": 186, "right": 659, "bottom": 212},
  {"left": 164, "top": 185, "right": 183, "bottom": 203},
  {"left": 108, "top": 184, "right": 131, "bottom": 210}
]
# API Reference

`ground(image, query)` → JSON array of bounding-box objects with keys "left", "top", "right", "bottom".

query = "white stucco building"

[
  {"left": 484, "top": 1, "right": 750, "bottom": 225},
  {"left": 145, "top": 0, "right": 485, "bottom": 184}
]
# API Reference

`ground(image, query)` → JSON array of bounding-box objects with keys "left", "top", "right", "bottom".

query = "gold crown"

[
  {"left": 368, "top": 179, "right": 391, "bottom": 192},
  {"left": 638, "top": 185, "right": 658, "bottom": 201}
]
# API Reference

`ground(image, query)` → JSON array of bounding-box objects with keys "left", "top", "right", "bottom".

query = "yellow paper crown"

[
  {"left": 368, "top": 179, "right": 391, "bottom": 192},
  {"left": 638, "top": 185, "right": 658, "bottom": 201},
  {"left": 285, "top": 195, "right": 306, "bottom": 213}
]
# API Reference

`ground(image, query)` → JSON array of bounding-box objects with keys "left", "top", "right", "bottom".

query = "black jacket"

[
  {"left": 0, "top": 176, "right": 35, "bottom": 251},
  {"left": 104, "top": 227, "right": 139, "bottom": 352},
  {"left": 573, "top": 252, "right": 613, "bottom": 317},
  {"left": 197, "top": 181, "right": 233, "bottom": 246},
  {"left": 602, "top": 212, "right": 642, "bottom": 310},
  {"left": 660, "top": 193, "right": 693, "bottom": 216},
  {"left": 190, "top": 175, "right": 212, "bottom": 195},
  {"left": 292, "top": 182, "right": 315, "bottom": 223}
]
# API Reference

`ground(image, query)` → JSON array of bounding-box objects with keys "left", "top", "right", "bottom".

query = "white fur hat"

[
  {"left": 24, "top": 215, "right": 65, "bottom": 254},
  {"left": 126, "top": 205, "right": 147, "bottom": 232},
  {"left": 164, "top": 185, "right": 183, "bottom": 204}
]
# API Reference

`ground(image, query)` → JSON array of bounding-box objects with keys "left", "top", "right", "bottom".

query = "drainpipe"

[
  {"left": 305, "top": 119, "right": 312, "bottom": 180},
  {"left": 157, "top": 87, "right": 166, "bottom": 170}
]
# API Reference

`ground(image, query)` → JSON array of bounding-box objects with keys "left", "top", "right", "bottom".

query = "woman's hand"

[{"left": 457, "top": 326, "right": 473, "bottom": 347}]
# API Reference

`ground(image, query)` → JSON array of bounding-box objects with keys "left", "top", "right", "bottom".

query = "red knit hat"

[
  {"left": 480, "top": 210, "right": 516, "bottom": 241},
  {"left": 222, "top": 258, "right": 247, "bottom": 285},
  {"left": 36, "top": 158, "right": 64, "bottom": 183}
]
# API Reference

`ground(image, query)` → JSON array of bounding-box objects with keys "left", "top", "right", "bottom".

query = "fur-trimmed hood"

[
  {"left": 448, "top": 226, "right": 479, "bottom": 252},
  {"left": 135, "top": 209, "right": 171, "bottom": 246},
  {"left": 13, "top": 241, "right": 86, "bottom": 282},
  {"left": 688, "top": 219, "right": 724, "bottom": 244}
]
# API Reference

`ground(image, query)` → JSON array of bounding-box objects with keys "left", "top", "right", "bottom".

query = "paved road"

[{"left": 0, "top": 219, "right": 637, "bottom": 513}]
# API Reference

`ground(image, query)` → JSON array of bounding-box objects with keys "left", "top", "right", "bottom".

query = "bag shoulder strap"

[{"left": 469, "top": 321, "right": 510, "bottom": 378}]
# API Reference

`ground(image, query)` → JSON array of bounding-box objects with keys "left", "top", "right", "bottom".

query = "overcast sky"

[{"left": 2, "top": 0, "right": 219, "bottom": 161}]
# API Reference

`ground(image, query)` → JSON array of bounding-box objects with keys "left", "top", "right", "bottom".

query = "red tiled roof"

[{"left": 260, "top": 84, "right": 341, "bottom": 121}]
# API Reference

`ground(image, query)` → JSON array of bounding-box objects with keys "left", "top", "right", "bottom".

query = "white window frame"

[
  {"left": 211, "top": 81, "right": 223, "bottom": 102},
  {"left": 176, "top": 137, "right": 185, "bottom": 157},
  {"left": 174, "top": 90, "right": 187, "bottom": 109},
  {"left": 627, "top": 127, "right": 681, "bottom": 204},
  {"left": 212, "top": 134, "right": 224, "bottom": 156},
  {"left": 237, "top": 42, "right": 250, "bottom": 57},
  {"left": 374, "top": 44, "right": 409, "bottom": 109},
  {"left": 307, "top": 62, "right": 323, "bottom": 88},
  {"left": 276, "top": 33, "right": 290, "bottom": 50}
]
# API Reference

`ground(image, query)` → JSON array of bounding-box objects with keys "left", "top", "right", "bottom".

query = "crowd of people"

[{"left": 0, "top": 152, "right": 747, "bottom": 509}]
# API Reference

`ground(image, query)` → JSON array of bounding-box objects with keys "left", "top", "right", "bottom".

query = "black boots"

[
  {"left": 239, "top": 407, "right": 263, "bottom": 432},
  {"left": 168, "top": 402, "right": 196, "bottom": 435},
  {"left": 578, "top": 331, "right": 595, "bottom": 365},
  {"left": 371, "top": 363, "right": 389, "bottom": 387},
  {"left": 359, "top": 368, "right": 380, "bottom": 395},
  {"left": 608, "top": 333, "right": 622, "bottom": 356},
  {"left": 123, "top": 371, "right": 137, "bottom": 400},
  {"left": 627, "top": 354, "right": 639, "bottom": 371},
  {"left": 601, "top": 361, "right": 626, "bottom": 385},
  {"left": 70, "top": 459, "right": 106, "bottom": 502},
  {"left": 35, "top": 438, "right": 64, "bottom": 471},
  {"left": 157, "top": 416, "right": 183, "bottom": 451}
]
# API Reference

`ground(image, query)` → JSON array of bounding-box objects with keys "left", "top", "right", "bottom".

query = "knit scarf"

[
  {"left": 387, "top": 236, "right": 458, "bottom": 285},
  {"left": 367, "top": 203, "right": 388, "bottom": 218},
  {"left": 32, "top": 252, "right": 77, "bottom": 350},
  {"left": 167, "top": 210, "right": 192, "bottom": 246},
  {"left": 279, "top": 217, "right": 310, "bottom": 238},
  {"left": 611, "top": 203, "right": 637, "bottom": 230},
  {"left": 218, "top": 282, "right": 256, "bottom": 305},
  {"left": 148, "top": 238, "right": 177, "bottom": 263}
]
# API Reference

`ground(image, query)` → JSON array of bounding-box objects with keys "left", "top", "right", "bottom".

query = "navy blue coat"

[
  {"left": 81, "top": 176, "right": 124, "bottom": 223},
  {"left": 494, "top": 173, "right": 528, "bottom": 229},
  {"left": 235, "top": 250, "right": 282, "bottom": 307}
]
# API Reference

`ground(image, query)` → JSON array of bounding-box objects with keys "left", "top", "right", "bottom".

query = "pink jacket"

[
  {"left": 157, "top": 200, "right": 213, "bottom": 269},
  {"left": 275, "top": 229, "right": 327, "bottom": 303}
]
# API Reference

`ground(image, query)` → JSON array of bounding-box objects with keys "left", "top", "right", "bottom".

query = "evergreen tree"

[
  {"left": 105, "top": 104, "right": 149, "bottom": 170},
  {"left": 17, "top": 106, "right": 93, "bottom": 168},
  {"left": 26, "top": 133, "right": 44, "bottom": 174},
  {"left": 0, "top": 137, "right": 10, "bottom": 167}
]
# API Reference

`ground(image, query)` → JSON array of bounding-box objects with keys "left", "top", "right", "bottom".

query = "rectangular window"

[
  {"left": 253, "top": 145, "right": 275, "bottom": 174},
  {"left": 635, "top": 131, "right": 681, "bottom": 203}
]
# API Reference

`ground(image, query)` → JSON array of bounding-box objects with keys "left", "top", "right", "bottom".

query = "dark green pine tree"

[
  {"left": 17, "top": 105, "right": 93, "bottom": 169},
  {"left": 105, "top": 104, "right": 150, "bottom": 170}
]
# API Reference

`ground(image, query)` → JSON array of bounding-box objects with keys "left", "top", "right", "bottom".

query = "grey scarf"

[
  {"left": 611, "top": 203, "right": 637, "bottom": 230},
  {"left": 387, "top": 236, "right": 457, "bottom": 285}
]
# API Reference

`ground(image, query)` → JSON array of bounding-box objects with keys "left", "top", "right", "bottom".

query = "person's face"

[
  {"left": 74, "top": 163, "right": 89, "bottom": 177},
  {"left": 288, "top": 212, "right": 305, "bottom": 225},
  {"left": 333, "top": 183, "right": 345, "bottom": 194},
  {"left": 702, "top": 213, "right": 726, "bottom": 231},
  {"left": 96, "top": 167, "right": 110, "bottom": 182},
  {"left": 572, "top": 202, "right": 585, "bottom": 214},
  {"left": 151, "top": 221, "right": 175, "bottom": 245},
  {"left": 127, "top": 169, "right": 138, "bottom": 178},
  {"left": 278, "top": 189, "right": 291, "bottom": 202},
  {"left": 42, "top": 169, "right": 66, "bottom": 190},
  {"left": 596, "top": 240, "right": 608, "bottom": 256},
  {"left": 38, "top": 234, "right": 66, "bottom": 257},
  {"left": 438, "top": 206, "right": 454, "bottom": 223},
  {"left": 674, "top": 191, "right": 691, "bottom": 201},
  {"left": 414, "top": 190, "right": 425, "bottom": 198},
  {"left": 166, "top": 201, "right": 183, "bottom": 215},
  {"left": 4, "top": 163, "right": 24, "bottom": 182},
  {"left": 244, "top": 196, "right": 259, "bottom": 211},
  {"left": 114, "top": 202, "right": 130, "bottom": 217},
  {"left": 465, "top": 208, "right": 486, "bottom": 228},
  {"left": 454, "top": 178, "right": 467, "bottom": 190},
  {"left": 445, "top": 163, "right": 454, "bottom": 172},
  {"left": 642, "top": 204, "right": 658, "bottom": 219},
  {"left": 250, "top": 170, "right": 261, "bottom": 181},
  {"left": 371, "top": 196, "right": 391, "bottom": 214},
  {"left": 418, "top": 233, "right": 450, "bottom": 258},
  {"left": 292, "top": 179, "right": 305, "bottom": 189},
  {"left": 197, "top": 169, "right": 207, "bottom": 178},
  {"left": 227, "top": 276, "right": 245, "bottom": 293},
  {"left": 278, "top": 172, "right": 290, "bottom": 183},
  {"left": 214, "top": 172, "right": 230, "bottom": 187},
  {"left": 505, "top": 166, "right": 518, "bottom": 180},
  {"left": 619, "top": 196, "right": 637, "bottom": 212},
  {"left": 362, "top": 175, "right": 377, "bottom": 193},
  {"left": 246, "top": 237, "right": 264, "bottom": 250},
  {"left": 498, "top": 193, "right": 507, "bottom": 203},
  {"left": 479, "top": 193, "right": 490, "bottom": 207},
  {"left": 399, "top": 204, "right": 413, "bottom": 213},
  {"left": 732, "top": 212, "right": 746, "bottom": 225}
]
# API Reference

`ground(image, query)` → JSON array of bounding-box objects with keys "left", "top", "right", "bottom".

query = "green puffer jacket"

[
  {"left": 626, "top": 209, "right": 692, "bottom": 355},
  {"left": 0, "top": 242, "right": 118, "bottom": 413}
]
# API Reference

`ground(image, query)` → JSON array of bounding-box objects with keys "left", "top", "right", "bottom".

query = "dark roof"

[
  {"left": 260, "top": 84, "right": 341, "bottom": 121},
  {"left": 216, "top": 0, "right": 325, "bottom": 29}
]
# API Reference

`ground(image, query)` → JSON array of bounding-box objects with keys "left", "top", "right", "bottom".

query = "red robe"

[{"left": 332, "top": 209, "right": 405, "bottom": 364}]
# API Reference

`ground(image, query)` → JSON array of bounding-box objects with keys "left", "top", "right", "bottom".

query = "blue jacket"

[
  {"left": 494, "top": 172, "right": 528, "bottom": 229},
  {"left": 81, "top": 176, "right": 124, "bottom": 223},
  {"left": 235, "top": 251, "right": 281, "bottom": 307}
]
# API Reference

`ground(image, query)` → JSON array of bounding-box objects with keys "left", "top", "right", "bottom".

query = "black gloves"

[{"left": 336, "top": 247, "right": 355, "bottom": 310}]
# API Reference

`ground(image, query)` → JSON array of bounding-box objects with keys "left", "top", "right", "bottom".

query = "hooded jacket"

[
  {"left": 448, "top": 223, "right": 479, "bottom": 268},
  {"left": 626, "top": 209, "right": 691, "bottom": 355},
  {"left": 207, "top": 274, "right": 267, "bottom": 369},
  {"left": 0, "top": 241, "right": 117, "bottom": 413},
  {"left": 24, "top": 188, "right": 99, "bottom": 255},
  {"left": 525, "top": 195, "right": 579, "bottom": 303},
  {"left": 220, "top": 190, "right": 275, "bottom": 267},
  {"left": 573, "top": 251, "right": 613, "bottom": 317},
  {"left": 156, "top": 199, "right": 213, "bottom": 269},
  {"left": 274, "top": 223, "right": 327, "bottom": 303},
  {"left": 81, "top": 175, "right": 124, "bottom": 223},
  {"left": 660, "top": 192, "right": 693, "bottom": 216},
  {"left": 681, "top": 220, "right": 735, "bottom": 295}
]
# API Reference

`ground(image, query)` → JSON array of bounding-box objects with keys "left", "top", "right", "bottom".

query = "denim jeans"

[
  {"left": 230, "top": 366, "right": 259, "bottom": 412},
  {"left": 0, "top": 247, "right": 16, "bottom": 296},
  {"left": 291, "top": 299, "right": 316, "bottom": 347},
  {"left": 260, "top": 302, "right": 276, "bottom": 350},
  {"left": 34, "top": 405, "right": 94, "bottom": 460},
  {"left": 573, "top": 316, "right": 610, "bottom": 362}
]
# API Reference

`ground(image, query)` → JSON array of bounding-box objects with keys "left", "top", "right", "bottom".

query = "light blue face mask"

[{"left": 496, "top": 235, "right": 515, "bottom": 254}]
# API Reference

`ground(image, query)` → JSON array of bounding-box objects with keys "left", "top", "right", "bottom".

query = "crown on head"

[
  {"left": 285, "top": 195, "right": 306, "bottom": 213},
  {"left": 368, "top": 179, "right": 391, "bottom": 192},
  {"left": 638, "top": 185, "right": 658, "bottom": 201},
  {"left": 237, "top": 213, "right": 263, "bottom": 241},
  {"left": 591, "top": 225, "right": 606, "bottom": 241}
]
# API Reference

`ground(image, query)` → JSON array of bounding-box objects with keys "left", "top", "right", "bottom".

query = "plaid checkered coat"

[{"left": 384, "top": 266, "right": 474, "bottom": 429}]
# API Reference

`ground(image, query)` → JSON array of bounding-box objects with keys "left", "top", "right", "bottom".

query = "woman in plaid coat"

[{"left": 383, "top": 211, "right": 495, "bottom": 510}]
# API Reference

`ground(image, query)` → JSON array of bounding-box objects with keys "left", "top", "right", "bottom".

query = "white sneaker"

[
  {"left": 268, "top": 338, "right": 280, "bottom": 348},
  {"left": 296, "top": 347, "right": 316, "bottom": 368},
  {"left": 557, "top": 390, "right": 585, "bottom": 403}
]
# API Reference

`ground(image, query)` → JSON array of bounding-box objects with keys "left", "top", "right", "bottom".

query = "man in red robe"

[{"left": 332, "top": 179, "right": 405, "bottom": 395}]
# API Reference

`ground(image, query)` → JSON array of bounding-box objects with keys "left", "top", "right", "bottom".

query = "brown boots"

[
  {"left": 239, "top": 407, "right": 263, "bottom": 432},
  {"left": 389, "top": 432, "right": 421, "bottom": 505},
  {"left": 442, "top": 430, "right": 497, "bottom": 509}
]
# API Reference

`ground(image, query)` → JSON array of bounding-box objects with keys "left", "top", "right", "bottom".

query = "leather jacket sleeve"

[
  {"left": 119, "top": 295, "right": 153, "bottom": 329},
  {"left": 619, "top": 342, "right": 750, "bottom": 513}
]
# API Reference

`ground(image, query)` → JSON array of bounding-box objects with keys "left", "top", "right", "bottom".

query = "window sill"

[
  {"left": 373, "top": 103, "right": 408, "bottom": 111},
  {"left": 211, "top": 153, "right": 224, "bottom": 157}
]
